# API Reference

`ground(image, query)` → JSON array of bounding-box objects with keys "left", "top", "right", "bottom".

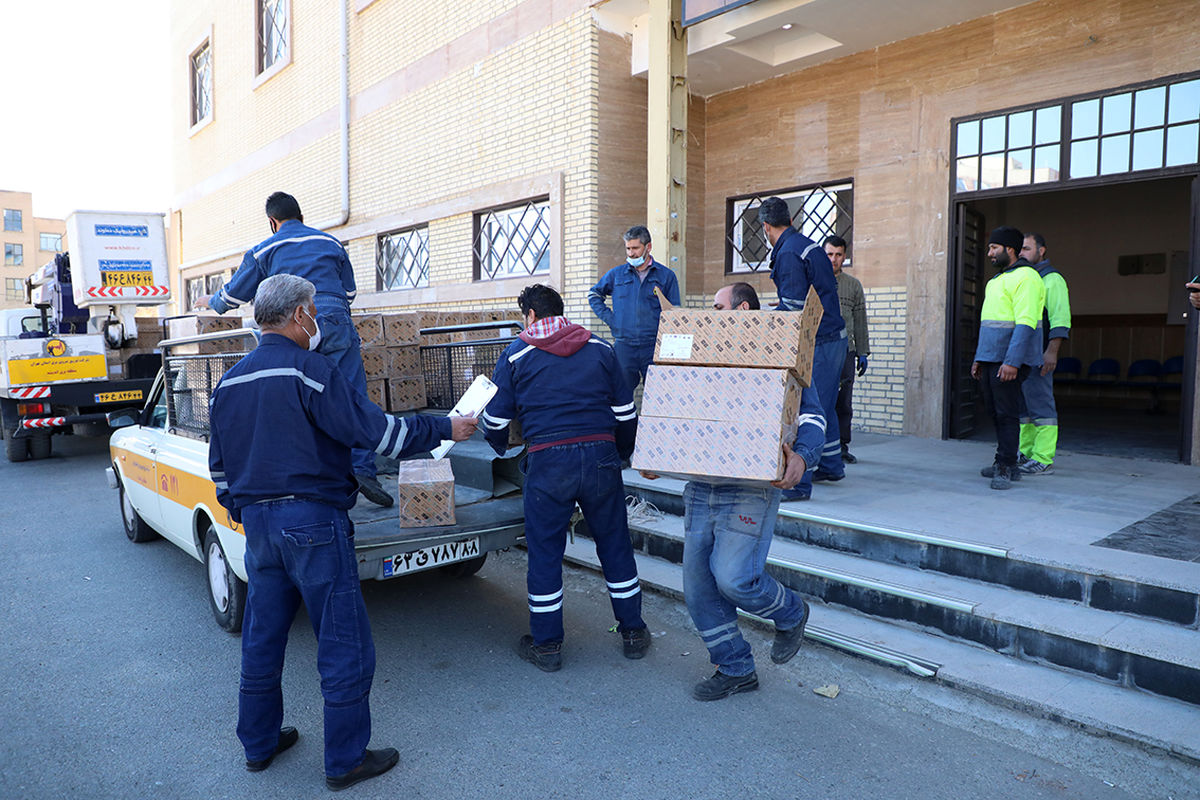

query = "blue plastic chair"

[
  {"left": 1055, "top": 356, "right": 1082, "bottom": 379},
  {"left": 1087, "top": 358, "right": 1120, "bottom": 381},
  {"left": 1126, "top": 359, "right": 1162, "bottom": 380},
  {"left": 1162, "top": 355, "right": 1184, "bottom": 377}
]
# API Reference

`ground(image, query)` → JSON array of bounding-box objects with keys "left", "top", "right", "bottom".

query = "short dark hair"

[
  {"left": 728, "top": 282, "right": 760, "bottom": 310},
  {"left": 1026, "top": 232, "right": 1046, "bottom": 250},
  {"left": 623, "top": 225, "right": 651, "bottom": 245},
  {"left": 265, "top": 192, "right": 302, "bottom": 222},
  {"left": 518, "top": 283, "right": 564, "bottom": 320},
  {"left": 757, "top": 197, "right": 792, "bottom": 228},
  {"left": 824, "top": 235, "right": 847, "bottom": 250}
]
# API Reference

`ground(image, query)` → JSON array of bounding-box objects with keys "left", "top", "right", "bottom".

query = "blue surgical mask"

[{"left": 627, "top": 255, "right": 647, "bottom": 268}]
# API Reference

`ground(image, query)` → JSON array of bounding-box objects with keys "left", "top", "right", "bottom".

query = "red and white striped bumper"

[
  {"left": 20, "top": 417, "right": 66, "bottom": 430},
  {"left": 10, "top": 386, "right": 51, "bottom": 399}
]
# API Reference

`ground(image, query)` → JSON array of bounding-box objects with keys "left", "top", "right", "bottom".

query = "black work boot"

[
  {"left": 516, "top": 635, "right": 562, "bottom": 672},
  {"left": 990, "top": 465, "right": 1013, "bottom": 490},
  {"left": 326, "top": 748, "right": 400, "bottom": 791},
  {"left": 356, "top": 473, "right": 395, "bottom": 507},
  {"left": 692, "top": 670, "right": 759, "bottom": 701},
  {"left": 622, "top": 626, "right": 651, "bottom": 659},
  {"left": 245, "top": 727, "right": 299, "bottom": 772},
  {"left": 770, "top": 600, "right": 809, "bottom": 664}
]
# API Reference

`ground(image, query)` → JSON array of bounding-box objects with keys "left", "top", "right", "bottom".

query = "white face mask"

[{"left": 300, "top": 308, "right": 322, "bottom": 351}]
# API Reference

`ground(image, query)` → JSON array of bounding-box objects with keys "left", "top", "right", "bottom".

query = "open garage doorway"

[{"left": 946, "top": 175, "right": 1198, "bottom": 462}]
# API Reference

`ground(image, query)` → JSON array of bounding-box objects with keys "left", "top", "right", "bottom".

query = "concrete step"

[
  {"left": 562, "top": 537, "right": 1200, "bottom": 763},
  {"left": 623, "top": 471, "right": 1200, "bottom": 629},
  {"left": 595, "top": 508, "right": 1200, "bottom": 708}
]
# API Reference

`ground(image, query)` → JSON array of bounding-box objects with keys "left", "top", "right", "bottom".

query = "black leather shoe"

[
  {"left": 841, "top": 448, "right": 857, "bottom": 464},
  {"left": 692, "top": 670, "right": 759, "bottom": 701},
  {"left": 812, "top": 470, "right": 844, "bottom": 482},
  {"left": 770, "top": 601, "right": 809, "bottom": 664},
  {"left": 326, "top": 748, "right": 400, "bottom": 791},
  {"left": 622, "top": 627, "right": 651, "bottom": 659},
  {"left": 516, "top": 634, "right": 562, "bottom": 672},
  {"left": 245, "top": 726, "right": 299, "bottom": 772},
  {"left": 356, "top": 474, "right": 395, "bottom": 507}
]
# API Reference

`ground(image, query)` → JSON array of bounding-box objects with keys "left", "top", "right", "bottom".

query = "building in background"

[
  {"left": 0, "top": 190, "right": 65, "bottom": 312},
  {"left": 168, "top": 0, "right": 1200, "bottom": 461}
]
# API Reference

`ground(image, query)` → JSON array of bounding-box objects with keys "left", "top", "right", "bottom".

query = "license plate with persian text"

[{"left": 382, "top": 537, "right": 480, "bottom": 578}]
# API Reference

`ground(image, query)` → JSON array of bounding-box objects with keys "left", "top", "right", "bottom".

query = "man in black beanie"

[{"left": 971, "top": 226, "right": 1045, "bottom": 490}]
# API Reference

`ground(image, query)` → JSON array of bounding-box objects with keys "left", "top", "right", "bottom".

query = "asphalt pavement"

[{"left": 2, "top": 434, "right": 1198, "bottom": 799}]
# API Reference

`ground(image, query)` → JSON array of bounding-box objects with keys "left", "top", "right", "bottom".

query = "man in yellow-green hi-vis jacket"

[
  {"left": 1017, "top": 233, "right": 1071, "bottom": 476},
  {"left": 972, "top": 226, "right": 1045, "bottom": 490}
]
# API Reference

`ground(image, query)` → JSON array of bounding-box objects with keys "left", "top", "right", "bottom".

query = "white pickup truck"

[{"left": 106, "top": 330, "right": 525, "bottom": 633}]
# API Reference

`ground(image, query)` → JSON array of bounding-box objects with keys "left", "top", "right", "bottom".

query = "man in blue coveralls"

[
  {"left": 642, "top": 283, "right": 826, "bottom": 700},
  {"left": 209, "top": 274, "right": 477, "bottom": 791},
  {"left": 481, "top": 283, "right": 651, "bottom": 671},
  {"left": 588, "top": 225, "right": 681, "bottom": 395},
  {"left": 197, "top": 191, "right": 394, "bottom": 508},
  {"left": 758, "top": 197, "right": 847, "bottom": 501}
]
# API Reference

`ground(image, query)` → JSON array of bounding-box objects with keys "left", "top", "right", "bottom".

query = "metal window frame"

[
  {"left": 39, "top": 233, "right": 62, "bottom": 252},
  {"left": 4, "top": 242, "right": 23, "bottom": 266},
  {"left": 724, "top": 180, "right": 854, "bottom": 274},
  {"left": 472, "top": 196, "right": 552, "bottom": 282},
  {"left": 376, "top": 225, "right": 431, "bottom": 291},
  {"left": 256, "top": 0, "right": 291, "bottom": 78},
  {"left": 190, "top": 40, "right": 213, "bottom": 127},
  {"left": 4, "top": 209, "right": 22, "bottom": 232},
  {"left": 953, "top": 68, "right": 1200, "bottom": 199}
]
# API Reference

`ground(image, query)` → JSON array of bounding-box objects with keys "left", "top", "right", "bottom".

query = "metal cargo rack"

[
  {"left": 160, "top": 329, "right": 259, "bottom": 441},
  {"left": 420, "top": 321, "right": 522, "bottom": 410}
]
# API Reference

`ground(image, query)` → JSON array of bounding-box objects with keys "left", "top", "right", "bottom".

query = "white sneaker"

[{"left": 1019, "top": 460, "right": 1053, "bottom": 475}]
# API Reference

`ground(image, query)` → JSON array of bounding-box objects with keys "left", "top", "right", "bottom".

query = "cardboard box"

[
  {"left": 386, "top": 345, "right": 422, "bottom": 378},
  {"left": 366, "top": 378, "right": 387, "bottom": 408},
  {"left": 353, "top": 314, "right": 385, "bottom": 348},
  {"left": 166, "top": 315, "right": 247, "bottom": 355},
  {"left": 387, "top": 375, "right": 426, "bottom": 411},
  {"left": 360, "top": 347, "right": 387, "bottom": 380},
  {"left": 383, "top": 312, "right": 422, "bottom": 346},
  {"left": 652, "top": 286, "right": 823, "bottom": 385},
  {"left": 396, "top": 459, "right": 456, "bottom": 528},
  {"left": 631, "top": 365, "right": 802, "bottom": 485}
]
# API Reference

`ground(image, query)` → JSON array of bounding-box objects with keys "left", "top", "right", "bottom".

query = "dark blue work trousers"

[
  {"left": 238, "top": 499, "right": 374, "bottom": 777},
  {"left": 316, "top": 306, "right": 377, "bottom": 479},
  {"left": 794, "top": 335, "right": 847, "bottom": 494},
  {"left": 522, "top": 440, "right": 645, "bottom": 644},
  {"left": 612, "top": 339, "right": 655, "bottom": 395}
]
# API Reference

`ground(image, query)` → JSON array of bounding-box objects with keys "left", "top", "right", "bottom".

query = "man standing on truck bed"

[
  {"left": 481, "top": 283, "right": 651, "bottom": 672},
  {"left": 196, "top": 191, "right": 395, "bottom": 508},
  {"left": 208, "top": 274, "right": 477, "bottom": 791}
]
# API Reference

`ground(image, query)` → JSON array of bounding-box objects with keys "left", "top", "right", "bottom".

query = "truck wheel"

[
  {"left": 5, "top": 435, "right": 29, "bottom": 463},
  {"left": 28, "top": 433, "right": 52, "bottom": 460},
  {"left": 205, "top": 523, "right": 246, "bottom": 634},
  {"left": 442, "top": 554, "right": 487, "bottom": 578},
  {"left": 119, "top": 478, "right": 158, "bottom": 543}
]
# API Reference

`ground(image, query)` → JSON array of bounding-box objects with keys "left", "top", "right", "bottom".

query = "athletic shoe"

[
  {"left": 1019, "top": 459, "right": 1054, "bottom": 475},
  {"left": 516, "top": 634, "right": 562, "bottom": 672},
  {"left": 245, "top": 727, "right": 299, "bottom": 772},
  {"left": 326, "top": 748, "right": 400, "bottom": 791},
  {"left": 770, "top": 601, "right": 809, "bottom": 664},
  {"left": 692, "top": 670, "right": 759, "bottom": 701},
  {"left": 622, "top": 627, "right": 651, "bottom": 659}
]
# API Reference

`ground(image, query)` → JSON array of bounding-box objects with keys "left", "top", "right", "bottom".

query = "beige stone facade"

[
  {"left": 0, "top": 191, "right": 66, "bottom": 312},
  {"left": 168, "top": 0, "right": 1200, "bottom": 449}
]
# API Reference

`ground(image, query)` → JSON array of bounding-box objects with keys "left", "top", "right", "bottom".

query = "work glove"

[{"left": 856, "top": 355, "right": 868, "bottom": 376}]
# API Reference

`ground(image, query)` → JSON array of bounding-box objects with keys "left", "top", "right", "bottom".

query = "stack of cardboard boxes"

[{"left": 631, "top": 287, "right": 823, "bottom": 486}]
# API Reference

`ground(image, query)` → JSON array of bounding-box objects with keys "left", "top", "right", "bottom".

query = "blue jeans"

[
  {"left": 317, "top": 307, "right": 377, "bottom": 478},
  {"left": 682, "top": 482, "right": 805, "bottom": 677},
  {"left": 239, "top": 499, "right": 374, "bottom": 777},
  {"left": 613, "top": 339, "right": 655, "bottom": 395},
  {"left": 522, "top": 440, "right": 645, "bottom": 644},
  {"left": 795, "top": 336, "right": 847, "bottom": 493}
]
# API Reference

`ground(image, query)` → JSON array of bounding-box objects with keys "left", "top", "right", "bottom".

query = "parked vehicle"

[{"left": 106, "top": 330, "right": 525, "bottom": 632}]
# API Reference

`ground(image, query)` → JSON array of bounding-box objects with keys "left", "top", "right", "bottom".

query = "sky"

[{"left": 0, "top": 1, "right": 172, "bottom": 220}]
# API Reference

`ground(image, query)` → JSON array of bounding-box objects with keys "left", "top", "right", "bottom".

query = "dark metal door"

[
  {"left": 1181, "top": 176, "right": 1199, "bottom": 463},
  {"left": 945, "top": 204, "right": 986, "bottom": 439}
]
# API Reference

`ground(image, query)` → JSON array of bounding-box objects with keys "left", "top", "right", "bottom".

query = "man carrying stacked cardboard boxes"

[{"left": 634, "top": 283, "right": 825, "bottom": 700}]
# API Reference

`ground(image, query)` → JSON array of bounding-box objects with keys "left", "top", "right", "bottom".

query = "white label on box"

[{"left": 659, "top": 334, "right": 694, "bottom": 360}]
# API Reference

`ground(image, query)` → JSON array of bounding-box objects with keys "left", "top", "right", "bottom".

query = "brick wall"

[{"left": 853, "top": 286, "right": 906, "bottom": 434}]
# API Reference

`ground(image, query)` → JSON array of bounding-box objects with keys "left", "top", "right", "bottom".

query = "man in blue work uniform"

[
  {"left": 641, "top": 282, "right": 826, "bottom": 701},
  {"left": 588, "top": 225, "right": 681, "bottom": 394},
  {"left": 209, "top": 274, "right": 477, "bottom": 791},
  {"left": 758, "top": 197, "right": 847, "bottom": 500},
  {"left": 197, "top": 191, "right": 394, "bottom": 508},
  {"left": 482, "top": 283, "right": 651, "bottom": 671}
]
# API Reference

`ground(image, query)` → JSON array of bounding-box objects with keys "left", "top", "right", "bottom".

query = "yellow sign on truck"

[{"left": 0, "top": 334, "right": 108, "bottom": 388}]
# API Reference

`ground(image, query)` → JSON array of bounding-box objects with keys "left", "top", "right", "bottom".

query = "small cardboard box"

[
  {"left": 386, "top": 345, "right": 422, "bottom": 378},
  {"left": 365, "top": 378, "right": 387, "bottom": 408},
  {"left": 166, "top": 315, "right": 246, "bottom": 354},
  {"left": 631, "top": 365, "right": 802, "bottom": 485},
  {"left": 652, "top": 286, "right": 823, "bottom": 385},
  {"left": 360, "top": 347, "right": 387, "bottom": 380},
  {"left": 396, "top": 459, "right": 456, "bottom": 528},
  {"left": 383, "top": 312, "right": 422, "bottom": 346},
  {"left": 353, "top": 314, "right": 385, "bottom": 348},
  {"left": 387, "top": 375, "right": 426, "bottom": 411}
]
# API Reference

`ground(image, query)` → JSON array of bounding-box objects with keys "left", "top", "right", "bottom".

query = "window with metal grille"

[
  {"left": 726, "top": 182, "right": 853, "bottom": 273},
  {"left": 40, "top": 233, "right": 62, "bottom": 251},
  {"left": 205, "top": 273, "right": 226, "bottom": 295},
  {"left": 955, "top": 72, "right": 1200, "bottom": 193},
  {"left": 186, "top": 277, "right": 205, "bottom": 311},
  {"left": 4, "top": 243, "right": 23, "bottom": 266},
  {"left": 5, "top": 278, "right": 23, "bottom": 300},
  {"left": 190, "top": 41, "right": 212, "bottom": 127},
  {"left": 376, "top": 226, "right": 430, "bottom": 290},
  {"left": 4, "top": 209, "right": 21, "bottom": 232},
  {"left": 257, "top": 0, "right": 290, "bottom": 76},
  {"left": 474, "top": 198, "right": 551, "bottom": 281}
]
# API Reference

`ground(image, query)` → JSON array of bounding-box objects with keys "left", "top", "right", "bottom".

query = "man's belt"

[{"left": 528, "top": 433, "right": 616, "bottom": 453}]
